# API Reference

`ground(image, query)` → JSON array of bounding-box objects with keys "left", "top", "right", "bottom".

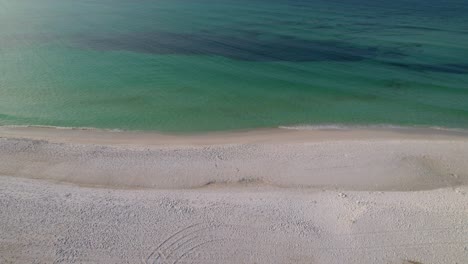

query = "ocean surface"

[{"left": 1, "top": 0, "right": 468, "bottom": 132}]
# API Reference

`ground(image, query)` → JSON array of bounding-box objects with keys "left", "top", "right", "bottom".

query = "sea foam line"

[{"left": 278, "top": 124, "right": 468, "bottom": 133}]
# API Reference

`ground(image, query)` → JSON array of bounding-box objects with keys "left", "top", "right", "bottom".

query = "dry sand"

[{"left": 0, "top": 126, "right": 467, "bottom": 263}]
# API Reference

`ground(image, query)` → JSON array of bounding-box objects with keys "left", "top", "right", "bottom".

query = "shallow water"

[{"left": 1, "top": 0, "right": 467, "bottom": 132}]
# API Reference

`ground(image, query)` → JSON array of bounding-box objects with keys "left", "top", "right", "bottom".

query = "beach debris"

[{"left": 403, "top": 260, "right": 423, "bottom": 264}]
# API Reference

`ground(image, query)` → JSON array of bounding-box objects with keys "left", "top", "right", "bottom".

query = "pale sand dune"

[
  {"left": 0, "top": 126, "right": 467, "bottom": 263},
  {"left": 0, "top": 176, "right": 467, "bottom": 264}
]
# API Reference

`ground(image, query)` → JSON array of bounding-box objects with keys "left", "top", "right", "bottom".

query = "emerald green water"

[{"left": 1, "top": 0, "right": 468, "bottom": 132}]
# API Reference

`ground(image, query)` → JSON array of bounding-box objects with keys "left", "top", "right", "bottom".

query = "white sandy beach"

[{"left": 0, "top": 126, "right": 467, "bottom": 263}]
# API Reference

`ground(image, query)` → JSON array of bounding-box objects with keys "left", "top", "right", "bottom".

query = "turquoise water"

[{"left": 1, "top": 0, "right": 468, "bottom": 132}]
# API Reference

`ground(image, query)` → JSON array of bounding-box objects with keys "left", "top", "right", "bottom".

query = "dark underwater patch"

[
  {"left": 387, "top": 62, "right": 468, "bottom": 74},
  {"left": 394, "top": 25, "right": 468, "bottom": 34},
  {"left": 76, "top": 31, "right": 386, "bottom": 62}
]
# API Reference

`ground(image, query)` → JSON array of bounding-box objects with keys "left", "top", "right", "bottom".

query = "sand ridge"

[{"left": 0, "top": 126, "right": 467, "bottom": 190}]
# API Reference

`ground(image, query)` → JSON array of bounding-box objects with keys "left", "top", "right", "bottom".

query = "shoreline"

[
  {"left": 1, "top": 124, "right": 468, "bottom": 146},
  {"left": 1, "top": 125, "right": 467, "bottom": 190}
]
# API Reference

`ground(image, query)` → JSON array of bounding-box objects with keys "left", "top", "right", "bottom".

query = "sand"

[{"left": 0, "top": 126, "right": 467, "bottom": 263}]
